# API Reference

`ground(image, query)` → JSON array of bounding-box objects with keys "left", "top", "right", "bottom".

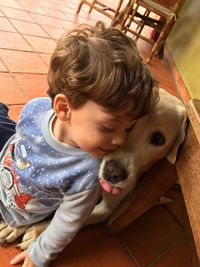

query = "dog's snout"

[{"left": 103, "top": 160, "right": 128, "bottom": 184}]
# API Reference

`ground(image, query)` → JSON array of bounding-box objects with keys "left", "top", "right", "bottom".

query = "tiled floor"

[{"left": 0, "top": 0, "right": 199, "bottom": 267}]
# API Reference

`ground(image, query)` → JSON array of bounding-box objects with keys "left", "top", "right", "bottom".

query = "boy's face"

[{"left": 53, "top": 100, "right": 135, "bottom": 157}]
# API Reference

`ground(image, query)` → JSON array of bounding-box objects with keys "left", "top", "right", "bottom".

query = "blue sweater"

[{"left": 0, "top": 98, "right": 101, "bottom": 267}]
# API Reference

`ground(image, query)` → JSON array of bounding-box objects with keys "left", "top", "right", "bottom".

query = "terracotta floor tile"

[
  {"left": 88, "top": 10, "right": 112, "bottom": 25},
  {"left": 41, "top": 24, "right": 65, "bottom": 39},
  {"left": 56, "top": 1, "right": 77, "bottom": 12},
  {"left": 42, "top": 7, "right": 68, "bottom": 20},
  {"left": 0, "top": 58, "right": 7, "bottom": 71},
  {"left": 36, "top": 0, "right": 57, "bottom": 10},
  {"left": 8, "top": 104, "right": 23, "bottom": 122},
  {"left": 0, "top": 242, "right": 21, "bottom": 267},
  {"left": 15, "top": 0, "right": 47, "bottom": 15},
  {"left": 0, "top": 31, "right": 33, "bottom": 51},
  {"left": 0, "top": 73, "right": 27, "bottom": 104},
  {"left": 57, "top": 14, "right": 99, "bottom": 31},
  {"left": 52, "top": 225, "right": 137, "bottom": 267},
  {"left": 0, "top": 49, "right": 48, "bottom": 73},
  {"left": 10, "top": 19, "right": 50, "bottom": 38},
  {"left": 164, "top": 202, "right": 185, "bottom": 228},
  {"left": 0, "top": 9, "right": 4, "bottom": 16},
  {"left": 119, "top": 205, "right": 184, "bottom": 267},
  {"left": 23, "top": 35, "right": 56, "bottom": 53},
  {"left": 0, "top": 16, "right": 16, "bottom": 31},
  {"left": 0, "top": 6, "right": 35, "bottom": 22},
  {"left": 152, "top": 237, "right": 193, "bottom": 267},
  {"left": 57, "top": 18, "right": 80, "bottom": 30},
  {"left": 29, "top": 13, "right": 63, "bottom": 27},
  {"left": 59, "top": 5, "right": 79, "bottom": 16},
  {"left": 13, "top": 73, "right": 48, "bottom": 99},
  {"left": 152, "top": 69, "right": 180, "bottom": 98},
  {"left": 0, "top": 0, "right": 22, "bottom": 10},
  {"left": 39, "top": 53, "right": 51, "bottom": 66}
]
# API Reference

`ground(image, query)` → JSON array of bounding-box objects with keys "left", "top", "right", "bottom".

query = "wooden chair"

[
  {"left": 121, "top": 0, "right": 184, "bottom": 63},
  {"left": 76, "top": 0, "right": 124, "bottom": 23}
]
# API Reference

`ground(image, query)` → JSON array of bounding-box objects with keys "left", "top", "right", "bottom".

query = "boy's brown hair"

[{"left": 47, "top": 21, "right": 158, "bottom": 120}]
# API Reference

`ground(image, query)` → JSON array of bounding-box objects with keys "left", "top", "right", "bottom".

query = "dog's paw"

[
  {"left": 0, "top": 220, "right": 29, "bottom": 246},
  {"left": 18, "top": 220, "right": 50, "bottom": 250}
]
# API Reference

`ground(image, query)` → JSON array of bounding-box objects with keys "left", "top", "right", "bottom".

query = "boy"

[
  {"left": 0, "top": 103, "right": 16, "bottom": 150},
  {"left": 0, "top": 21, "right": 157, "bottom": 267}
]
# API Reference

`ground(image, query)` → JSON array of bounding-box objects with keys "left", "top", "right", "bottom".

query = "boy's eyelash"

[
  {"left": 99, "top": 125, "right": 115, "bottom": 132},
  {"left": 126, "top": 126, "right": 134, "bottom": 132}
]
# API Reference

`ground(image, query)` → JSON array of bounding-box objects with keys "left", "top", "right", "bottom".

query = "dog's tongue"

[{"left": 99, "top": 179, "right": 122, "bottom": 195}]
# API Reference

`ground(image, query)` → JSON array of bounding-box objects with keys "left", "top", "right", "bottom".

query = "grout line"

[
  {"left": 0, "top": 57, "right": 30, "bottom": 101},
  {"left": 6, "top": 18, "right": 53, "bottom": 39},
  {"left": 118, "top": 237, "right": 140, "bottom": 267},
  {"left": 163, "top": 204, "right": 186, "bottom": 231},
  {"left": 146, "top": 235, "right": 184, "bottom": 267},
  {"left": 0, "top": 47, "right": 50, "bottom": 54},
  {"left": 7, "top": 103, "right": 26, "bottom": 106}
]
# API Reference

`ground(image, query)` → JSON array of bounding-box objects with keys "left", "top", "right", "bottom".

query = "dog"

[{"left": 0, "top": 88, "right": 187, "bottom": 249}]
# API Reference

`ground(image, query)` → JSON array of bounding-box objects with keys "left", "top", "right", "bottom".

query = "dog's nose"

[{"left": 103, "top": 159, "right": 128, "bottom": 184}]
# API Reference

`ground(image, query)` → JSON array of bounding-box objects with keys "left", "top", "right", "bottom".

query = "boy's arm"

[{"left": 27, "top": 185, "right": 101, "bottom": 267}]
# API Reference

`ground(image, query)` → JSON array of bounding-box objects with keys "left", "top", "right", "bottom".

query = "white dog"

[{"left": 0, "top": 88, "right": 187, "bottom": 249}]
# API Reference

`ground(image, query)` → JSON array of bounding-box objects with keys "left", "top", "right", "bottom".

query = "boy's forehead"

[
  {"left": 104, "top": 103, "right": 135, "bottom": 119},
  {"left": 99, "top": 109, "right": 134, "bottom": 124},
  {"left": 85, "top": 100, "right": 135, "bottom": 123}
]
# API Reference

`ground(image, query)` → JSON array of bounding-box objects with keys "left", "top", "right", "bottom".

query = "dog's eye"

[{"left": 150, "top": 131, "right": 166, "bottom": 146}]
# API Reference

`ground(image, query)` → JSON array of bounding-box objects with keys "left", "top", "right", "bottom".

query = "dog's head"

[{"left": 99, "top": 88, "right": 187, "bottom": 192}]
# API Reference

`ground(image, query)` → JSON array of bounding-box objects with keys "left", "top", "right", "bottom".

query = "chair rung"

[
  {"left": 124, "top": 27, "right": 154, "bottom": 44},
  {"left": 135, "top": 12, "right": 164, "bottom": 30}
]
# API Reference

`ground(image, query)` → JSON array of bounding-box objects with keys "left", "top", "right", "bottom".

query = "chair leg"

[
  {"left": 76, "top": 0, "right": 96, "bottom": 14},
  {"left": 122, "top": 4, "right": 138, "bottom": 33},
  {"left": 89, "top": 0, "right": 96, "bottom": 13},
  {"left": 120, "top": 1, "right": 134, "bottom": 30},
  {"left": 147, "top": 19, "right": 175, "bottom": 63},
  {"left": 106, "top": 159, "right": 178, "bottom": 234},
  {"left": 76, "top": 0, "right": 84, "bottom": 13},
  {"left": 135, "top": 10, "right": 150, "bottom": 41},
  {"left": 113, "top": 0, "right": 124, "bottom": 20}
]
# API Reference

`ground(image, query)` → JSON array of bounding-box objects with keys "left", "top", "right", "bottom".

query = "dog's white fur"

[{"left": 0, "top": 88, "right": 187, "bottom": 249}]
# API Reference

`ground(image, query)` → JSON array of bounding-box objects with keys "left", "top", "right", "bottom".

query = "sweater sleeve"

[{"left": 27, "top": 185, "right": 101, "bottom": 267}]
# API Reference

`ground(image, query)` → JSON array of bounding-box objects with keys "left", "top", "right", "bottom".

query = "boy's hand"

[{"left": 10, "top": 250, "right": 37, "bottom": 267}]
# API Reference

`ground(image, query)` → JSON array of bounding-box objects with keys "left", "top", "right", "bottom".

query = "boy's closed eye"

[
  {"left": 126, "top": 120, "right": 137, "bottom": 133},
  {"left": 126, "top": 125, "right": 134, "bottom": 133},
  {"left": 98, "top": 125, "right": 115, "bottom": 133}
]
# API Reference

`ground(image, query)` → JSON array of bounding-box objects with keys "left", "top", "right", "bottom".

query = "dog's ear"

[{"left": 166, "top": 108, "right": 188, "bottom": 164}]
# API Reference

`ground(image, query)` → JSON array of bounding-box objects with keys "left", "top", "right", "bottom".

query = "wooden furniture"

[
  {"left": 176, "top": 99, "right": 200, "bottom": 260},
  {"left": 76, "top": 0, "right": 124, "bottom": 22},
  {"left": 107, "top": 99, "right": 200, "bottom": 261},
  {"left": 121, "top": 0, "right": 184, "bottom": 63}
]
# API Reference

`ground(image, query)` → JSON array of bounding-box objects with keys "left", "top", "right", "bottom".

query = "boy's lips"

[
  {"left": 98, "top": 147, "right": 118, "bottom": 154},
  {"left": 99, "top": 178, "right": 122, "bottom": 195}
]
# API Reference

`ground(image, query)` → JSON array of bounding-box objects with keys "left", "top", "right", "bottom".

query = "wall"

[{"left": 167, "top": 0, "right": 200, "bottom": 100}]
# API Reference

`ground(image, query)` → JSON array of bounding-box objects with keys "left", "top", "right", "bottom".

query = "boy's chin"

[{"left": 90, "top": 148, "right": 115, "bottom": 158}]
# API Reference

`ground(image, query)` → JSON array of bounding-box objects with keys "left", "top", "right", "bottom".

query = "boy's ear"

[{"left": 53, "top": 94, "right": 71, "bottom": 121}]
